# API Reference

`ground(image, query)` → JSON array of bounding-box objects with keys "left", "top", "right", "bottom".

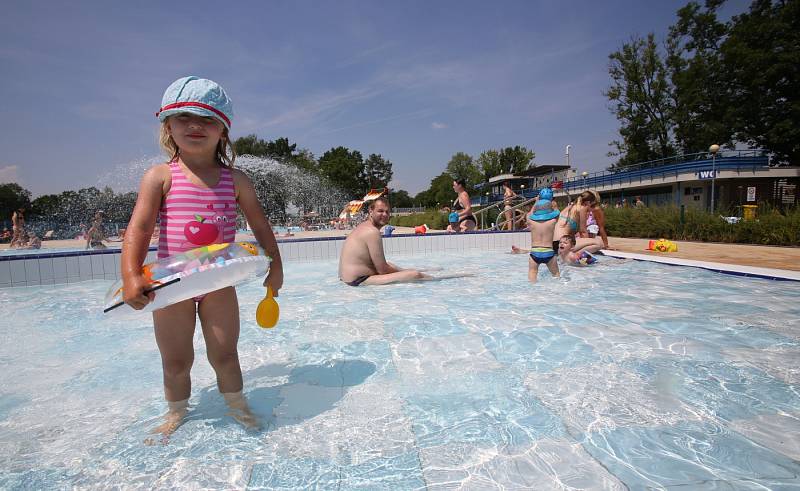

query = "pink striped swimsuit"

[{"left": 158, "top": 160, "right": 237, "bottom": 259}]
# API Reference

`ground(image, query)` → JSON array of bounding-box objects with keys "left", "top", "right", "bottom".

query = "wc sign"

[{"left": 697, "top": 169, "right": 717, "bottom": 179}]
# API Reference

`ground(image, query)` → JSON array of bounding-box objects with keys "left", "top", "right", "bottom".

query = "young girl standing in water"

[{"left": 121, "top": 76, "right": 283, "bottom": 437}]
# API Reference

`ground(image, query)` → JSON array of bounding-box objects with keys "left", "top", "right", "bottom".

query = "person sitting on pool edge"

[
  {"left": 338, "top": 197, "right": 431, "bottom": 286},
  {"left": 557, "top": 234, "right": 601, "bottom": 266},
  {"left": 526, "top": 187, "right": 561, "bottom": 283}
]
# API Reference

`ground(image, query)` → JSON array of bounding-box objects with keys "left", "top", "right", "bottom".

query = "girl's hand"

[
  {"left": 122, "top": 274, "right": 155, "bottom": 310},
  {"left": 263, "top": 267, "right": 283, "bottom": 297}
]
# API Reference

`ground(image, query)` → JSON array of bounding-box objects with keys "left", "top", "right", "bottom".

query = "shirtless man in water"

[{"left": 338, "top": 197, "right": 430, "bottom": 286}]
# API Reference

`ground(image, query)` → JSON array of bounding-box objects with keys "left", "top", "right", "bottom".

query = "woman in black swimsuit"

[{"left": 447, "top": 179, "right": 476, "bottom": 232}]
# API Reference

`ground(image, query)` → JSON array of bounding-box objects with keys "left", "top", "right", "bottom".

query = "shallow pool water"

[{"left": 1, "top": 250, "right": 799, "bottom": 489}]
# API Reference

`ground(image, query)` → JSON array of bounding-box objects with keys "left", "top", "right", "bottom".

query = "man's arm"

[{"left": 365, "top": 229, "right": 397, "bottom": 274}]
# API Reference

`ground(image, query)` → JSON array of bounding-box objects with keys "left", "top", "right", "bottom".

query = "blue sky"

[{"left": 0, "top": 1, "right": 748, "bottom": 197}]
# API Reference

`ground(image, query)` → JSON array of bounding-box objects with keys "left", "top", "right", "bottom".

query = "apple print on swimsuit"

[{"left": 183, "top": 203, "right": 232, "bottom": 246}]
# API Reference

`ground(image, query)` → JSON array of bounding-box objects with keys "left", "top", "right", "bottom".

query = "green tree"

[
  {"left": 415, "top": 172, "right": 457, "bottom": 208},
  {"left": 606, "top": 33, "right": 676, "bottom": 168},
  {"left": 0, "top": 183, "right": 32, "bottom": 223},
  {"left": 477, "top": 149, "right": 502, "bottom": 180},
  {"left": 30, "top": 194, "right": 61, "bottom": 219},
  {"left": 721, "top": 0, "right": 800, "bottom": 164},
  {"left": 445, "top": 152, "right": 482, "bottom": 189},
  {"left": 292, "top": 148, "right": 318, "bottom": 174},
  {"left": 233, "top": 134, "right": 271, "bottom": 157},
  {"left": 388, "top": 189, "right": 414, "bottom": 208},
  {"left": 360, "top": 154, "right": 393, "bottom": 190},
  {"left": 499, "top": 146, "right": 536, "bottom": 174},
  {"left": 318, "top": 146, "right": 365, "bottom": 199},
  {"left": 263, "top": 137, "right": 297, "bottom": 163},
  {"left": 667, "top": 1, "right": 733, "bottom": 153},
  {"left": 234, "top": 135, "right": 313, "bottom": 170}
]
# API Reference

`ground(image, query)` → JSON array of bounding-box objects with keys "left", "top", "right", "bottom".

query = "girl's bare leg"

[
  {"left": 198, "top": 287, "right": 259, "bottom": 429},
  {"left": 150, "top": 299, "right": 197, "bottom": 437}
]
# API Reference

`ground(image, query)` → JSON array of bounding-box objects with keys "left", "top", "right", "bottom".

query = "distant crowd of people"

[
  {"left": 338, "top": 181, "right": 616, "bottom": 287},
  {"left": 2, "top": 208, "right": 41, "bottom": 249},
  {"left": 2, "top": 209, "right": 123, "bottom": 250}
]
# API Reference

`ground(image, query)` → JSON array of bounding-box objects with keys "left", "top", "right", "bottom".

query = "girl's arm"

[
  {"left": 233, "top": 170, "right": 284, "bottom": 295},
  {"left": 578, "top": 207, "right": 588, "bottom": 237},
  {"left": 595, "top": 207, "right": 610, "bottom": 249},
  {"left": 121, "top": 164, "right": 169, "bottom": 309}
]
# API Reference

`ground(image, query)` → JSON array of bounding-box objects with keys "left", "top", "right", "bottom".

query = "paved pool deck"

[{"left": 607, "top": 237, "right": 800, "bottom": 272}]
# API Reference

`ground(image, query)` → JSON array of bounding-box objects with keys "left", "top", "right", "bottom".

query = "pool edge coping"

[{"left": 601, "top": 250, "right": 800, "bottom": 282}]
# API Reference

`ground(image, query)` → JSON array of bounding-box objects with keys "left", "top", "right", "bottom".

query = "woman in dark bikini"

[{"left": 447, "top": 179, "right": 477, "bottom": 232}]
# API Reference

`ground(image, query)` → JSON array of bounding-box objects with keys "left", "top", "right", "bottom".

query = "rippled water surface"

[{"left": 1, "top": 250, "right": 799, "bottom": 489}]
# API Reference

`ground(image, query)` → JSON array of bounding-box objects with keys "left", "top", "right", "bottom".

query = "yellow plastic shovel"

[{"left": 256, "top": 286, "right": 279, "bottom": 328}]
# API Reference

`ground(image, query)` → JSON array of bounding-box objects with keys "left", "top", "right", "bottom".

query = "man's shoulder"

[{"left": 347, "top": 222, "right": 380, "bottom": 240}]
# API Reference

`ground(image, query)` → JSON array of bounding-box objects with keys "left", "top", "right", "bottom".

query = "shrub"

[
  {"left": 604, "top": 205, "right": 799, "bottom": 246},
  {"left": 389, "top": 207, "right": 505, "bottom": 230},
  {"left": 389, "top": 210, "right": 449, "bottom": 230}
]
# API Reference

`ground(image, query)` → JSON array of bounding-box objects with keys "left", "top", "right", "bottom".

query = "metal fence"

[{"left": 471, "top": 150, "right": 773, "bottom": 206}]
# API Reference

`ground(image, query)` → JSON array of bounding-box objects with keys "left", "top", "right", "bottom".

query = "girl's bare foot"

[
  {"left": 223, "top": 391, "right": 261, "bottom": 430},
  {"left": 145, "top": 399, "right": 188, "bottom": 445}
]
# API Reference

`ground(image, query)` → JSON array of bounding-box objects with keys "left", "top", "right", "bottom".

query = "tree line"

[
  {"left": 0, "top": 140, "right": 537, "bottom": 224},
  {"left": 233, "top": 134, "right": 536, "bottom": 209},
  {"left": 0, "top": 183, "right": 136, "bottom": 234},
  {"left": 606, "top": 0, "right": 798, "bottom": 168},
  {"left": 234, "top": 135, "right": 394, "bottom": 201}
]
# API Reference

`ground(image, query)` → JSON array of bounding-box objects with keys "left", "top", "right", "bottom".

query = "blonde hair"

[
  {"left": 577, "top": 190, "right": 601, "bottom": 208},
  {"left": 159, "top": 120, "right": 236, "bottom": 168}
]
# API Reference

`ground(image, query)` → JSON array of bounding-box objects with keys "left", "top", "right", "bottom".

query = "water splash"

[{"left": 235, "top": 155, "right": 349, "bottom": 221}]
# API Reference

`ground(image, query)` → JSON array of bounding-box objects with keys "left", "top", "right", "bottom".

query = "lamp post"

[
  {"left": 565, "top": 145, "right": 571, "bottom": 167},
  {"left": 520, "top": 184, "right": 525, "bottom": 198},
  {"left": 709, "top": 144, "right": 720, "bottom": 212},
  {"left": 581, "top": 171, "right": 588, "bottom": 189}
]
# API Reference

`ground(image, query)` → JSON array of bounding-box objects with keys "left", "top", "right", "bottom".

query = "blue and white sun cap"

[
  {"left": 529, "top": 187, "right": 559, "bottom": 221},
  {"left": 156, "top": 76, "right": 233, "bottom": 130}
]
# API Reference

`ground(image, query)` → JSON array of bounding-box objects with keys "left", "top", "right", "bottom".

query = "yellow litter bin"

[{"left": 742, "top": 205, "right": 757, "bottom": 221}]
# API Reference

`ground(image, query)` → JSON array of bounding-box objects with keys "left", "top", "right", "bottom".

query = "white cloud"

[
  {"left": 431, "top": 122, "right": 448, "bottom": 130},
  {"left": 0, "top": 165, "right": 21, "bottom": 184}
]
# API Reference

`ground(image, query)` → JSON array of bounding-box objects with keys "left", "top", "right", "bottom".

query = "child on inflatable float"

[{"left": 120, "top": 76, "right": 283, "bottom": 440}]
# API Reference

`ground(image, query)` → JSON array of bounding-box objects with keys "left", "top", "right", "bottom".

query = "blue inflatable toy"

[{"left": 448, "top": 212, "right": 460, "bottom": 223}]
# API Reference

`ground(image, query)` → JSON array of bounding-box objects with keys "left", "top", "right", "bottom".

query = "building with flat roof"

[{"left": 474, "top": 150, "right": 798, "bottom": 212}]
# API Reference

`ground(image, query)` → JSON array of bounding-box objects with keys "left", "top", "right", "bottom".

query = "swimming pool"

[{"left": 1, "top": 250, "right": 799, "bottom": 488}]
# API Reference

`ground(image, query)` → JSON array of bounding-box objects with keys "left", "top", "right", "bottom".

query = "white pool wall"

[{"left": 0, "top": 231, "right": 530, "bottom": 288}]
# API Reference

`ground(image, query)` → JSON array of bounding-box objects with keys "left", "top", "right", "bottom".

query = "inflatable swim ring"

[
  {"left": 577, "top": 251, "right": 597, "bottom": 265},
  {"left": 647, "top": 239, "right": 678, "bottom": 253},
  {"left": 104, "top": 242, "right": 270, "bottom": 315}
]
